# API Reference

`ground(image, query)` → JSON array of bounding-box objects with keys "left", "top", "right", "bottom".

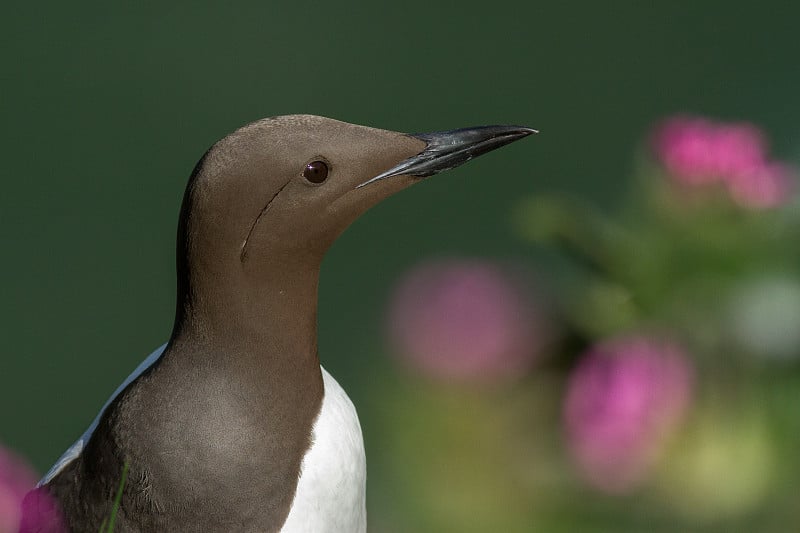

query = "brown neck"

[{"left": 172, "top": 246, "right": 324, "bottom": 384}]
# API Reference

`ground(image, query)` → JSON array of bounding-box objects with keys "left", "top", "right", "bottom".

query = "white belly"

[{"left": 280, "top": 366, "right": 366, "bottom": 533}]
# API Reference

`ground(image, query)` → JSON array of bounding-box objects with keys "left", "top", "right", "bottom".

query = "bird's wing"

[{"left": 38, "top": 342, "right": 168, "bottom": 486}]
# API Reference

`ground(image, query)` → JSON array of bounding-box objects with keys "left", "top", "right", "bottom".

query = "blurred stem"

[{"left": 513, "top": 195, "right": 631, "bottom": 280}]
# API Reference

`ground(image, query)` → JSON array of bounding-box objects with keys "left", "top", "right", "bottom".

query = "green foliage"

[{"left": 373, "top": 123, "right": 800, "bottom": 531}]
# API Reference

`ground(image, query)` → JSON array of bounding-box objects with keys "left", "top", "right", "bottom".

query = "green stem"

[{"left": 104, "top": 461, "right": 129, "bottom": 533}]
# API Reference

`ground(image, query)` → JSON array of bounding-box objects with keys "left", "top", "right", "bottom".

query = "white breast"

[{"left": 280, "top": 366, "right": 367, "bottom": 533}]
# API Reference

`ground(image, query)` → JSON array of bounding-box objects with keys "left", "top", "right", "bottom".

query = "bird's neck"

[{"left": 173, "top": 258, "right": 323, "bottom": 379}]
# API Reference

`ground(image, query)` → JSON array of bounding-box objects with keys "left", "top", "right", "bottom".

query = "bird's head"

[{"left": 176, "top": 115, "right": 535, "bottom": 316}]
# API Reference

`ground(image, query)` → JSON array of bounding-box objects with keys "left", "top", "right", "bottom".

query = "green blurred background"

[{"left": 3, "top": 2, "right": 800, "bottom": 531}]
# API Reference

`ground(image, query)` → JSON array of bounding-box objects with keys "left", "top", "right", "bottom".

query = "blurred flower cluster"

[
  {"left": 652, "top": 116, "right": 794, "bottom": 209},
  {"left": 375, "top": 115, "right": 800, "bottom": 531}
]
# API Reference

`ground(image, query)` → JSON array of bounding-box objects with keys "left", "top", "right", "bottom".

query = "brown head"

[{"left": 173, "top": 114, "right": 535, "bottom": 337}]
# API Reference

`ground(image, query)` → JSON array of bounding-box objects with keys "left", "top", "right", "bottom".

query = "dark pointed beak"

[{"left": 357, "top": 125, "right": 537, "bottom": 188}]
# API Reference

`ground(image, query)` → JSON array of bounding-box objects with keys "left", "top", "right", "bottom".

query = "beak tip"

[{"left": 517, "top": 127, "right": 539, "bottom": 136}]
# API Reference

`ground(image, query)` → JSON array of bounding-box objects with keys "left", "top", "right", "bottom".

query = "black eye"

[{"left": 303, "top": 160, "right": 329, "bottom": 184}]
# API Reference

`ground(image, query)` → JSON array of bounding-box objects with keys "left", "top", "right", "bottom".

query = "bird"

[{"left": 22, "top": 115, "right": 535, "bottom": 532}]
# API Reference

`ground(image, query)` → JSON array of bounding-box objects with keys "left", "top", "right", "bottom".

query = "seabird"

[{"left": 23, "top": 115, "right": 535, "bottom": 532}]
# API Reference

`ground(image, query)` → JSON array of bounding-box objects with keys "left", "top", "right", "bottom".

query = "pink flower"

[
  {"left": 0, "top": 445, "right": 37, "bottom": 533},
  {"left": 387, "top": 259, "right": 545, "bottom": 383},
  {"left": 0, "top": 445, "right": 65, "bottom": 533},
  {"left": 652, "top": 116, "right": 766, "bottom": 185},
  {"left": 650, "top": 115, "right": 795, "bottom": 209},
  {"left": 563, "top": 336, "right": 693, "bottom": 493},
  {"left": 727, "top": 161, "right": 795, "bottom": 209}
]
